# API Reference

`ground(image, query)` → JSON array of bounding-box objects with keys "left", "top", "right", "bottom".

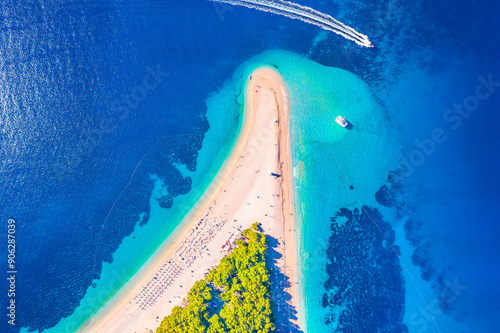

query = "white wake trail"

[{"left": 209, "top": 0, "right": 373, "bottom": 47}]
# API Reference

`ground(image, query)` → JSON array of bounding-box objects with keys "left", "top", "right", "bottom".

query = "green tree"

[{"left": 157, "top": 223, "right": 276, "bottom": 333}]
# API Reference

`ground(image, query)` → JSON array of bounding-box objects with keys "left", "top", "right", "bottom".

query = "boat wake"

[{"left": 209, "top": 0, "right": 373, "bottom": 47}]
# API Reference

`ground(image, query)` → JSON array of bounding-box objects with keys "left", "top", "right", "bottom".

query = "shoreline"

[{"left": 79, "top": 66, "right": 300, "bottom": 332}]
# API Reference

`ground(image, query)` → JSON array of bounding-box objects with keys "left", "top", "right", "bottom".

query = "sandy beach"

[{"left": 79, "top": 67, "right": 300, "bottom": 333}]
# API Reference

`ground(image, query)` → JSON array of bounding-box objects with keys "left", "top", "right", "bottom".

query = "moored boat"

[{"left": 335, "top": 116, "right": 348, "bottom": 128}]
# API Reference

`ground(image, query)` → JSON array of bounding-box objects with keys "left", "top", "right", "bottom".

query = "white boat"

[{"left": 335, "top": 116, "right": 348, "bottom": 128}]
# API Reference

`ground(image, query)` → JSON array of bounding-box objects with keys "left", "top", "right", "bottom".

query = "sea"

[{"left": 0, "top": 0, "right": 498, "bottom": 332}]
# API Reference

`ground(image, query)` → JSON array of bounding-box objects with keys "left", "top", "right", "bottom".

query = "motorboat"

[{"left": 335, "top": 116, "right": 348, "bottom": 128}]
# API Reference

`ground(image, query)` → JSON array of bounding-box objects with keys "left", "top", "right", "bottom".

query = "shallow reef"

[{"left": 322, "top": 206, "right": 407, "bottom": 332}]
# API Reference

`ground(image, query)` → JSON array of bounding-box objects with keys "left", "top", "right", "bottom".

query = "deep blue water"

[
  {"left": 0, "top": 0, "right": 499, "bottom": 332},
  {"left": 0, "top": 1, "right": 316, "bottom": 331}
]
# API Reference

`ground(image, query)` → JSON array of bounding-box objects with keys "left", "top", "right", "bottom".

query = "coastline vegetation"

[{"left": 156, "top": 222, "right": 275, "bottom": 333}]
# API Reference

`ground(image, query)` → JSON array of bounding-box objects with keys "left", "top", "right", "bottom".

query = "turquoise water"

[
  {"left": 257, "top": 52, "right": 399, "bottom": 332},
  {"left": 228, "top": 50, "right": 402, "bottom": 331}
]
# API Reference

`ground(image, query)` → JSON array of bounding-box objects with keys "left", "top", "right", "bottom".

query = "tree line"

[{"left": 156, "top": 223, "right": 275, "bottom": 333}]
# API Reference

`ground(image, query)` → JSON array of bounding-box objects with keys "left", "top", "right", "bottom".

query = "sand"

[{"left": 79, "top": 67, "right": 300, "bottom": 333}]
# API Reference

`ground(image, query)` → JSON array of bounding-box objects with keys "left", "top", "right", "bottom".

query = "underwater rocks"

[
  {"left": 375, "top": 184, "right": 395, "bottom": 207},
  {"left": 322, "top": 206, "right": 407, "bottom": 332},
  {"left": 159, "top": 194, "right": 173, "bottom": 209},
  {"left": 167, "top": 175, "right": 192, "bottom": 197},
  {"left": 404, "top": 219, "right": 435, "bottom": 281},
  {"left": 375, "top": 169, "right": 405, "bottom": 209}
]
